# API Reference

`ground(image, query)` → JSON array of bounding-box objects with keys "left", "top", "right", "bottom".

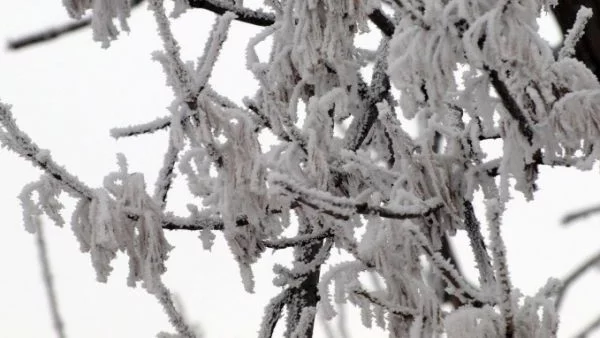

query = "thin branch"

[
  {"left": 555, "top": 249, "right": 600, "bottom": 311},
  {"left": 155, "top": 282, "right": 198, "bottom": 338},
  {"left": 463, "top": 200, "right": 495, "bottom": 287},
  {"left": 407, "top": 225, "right": 488, "bottom": 306},
  {"left": 351, "top": 286, "right": 416, "bottom": 319},
  {"left": 153, "top": 139, "right": 180, "bottom": 210},
  {"left": 188, "top": 0, "right": 276, "bottom": 26},
  {"left": 272, "top": 175, "right": 443, "bottom": 221},
  {"left": 7, "top": 0, "right": 145, "bottom": 50},
  {"left": 562, "top": 204, "right": 600, "bottom": 225},
  {"left": 575, "top": 313, "right": 600, "bottom": 338},
  {"left": 258, "top": 288, "right": 292, "bottom": 338},
  {"left": 262, "top": 228, "right": 334, "bottom": 249},
  {"left": 0, "top": 103, "right": 94, "bottom": 199},
  {"left": 35, "top": 220, "right": 66, "bottom": 338}
]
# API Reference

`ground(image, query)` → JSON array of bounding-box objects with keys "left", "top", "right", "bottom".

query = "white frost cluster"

[
  {"left": 70, "top": 155, "right": 172, "bottom": 293},
  {"left": 62, "top": 0, "right": 131, "bottom": 47}
]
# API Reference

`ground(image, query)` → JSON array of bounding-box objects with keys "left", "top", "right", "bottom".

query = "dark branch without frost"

[
  {"left": 555, "top": 249, "right": 600, "bottom": 311},
  {"left": 562, "top": 204, "right": 600, "bottom": 225},
  {"left": 8, "top": 19, "right": 90, "bottom": 50},
  {"left": 35, "top": 221, "right": 66, "bottom": 338},
  {"left": 7, "top": 0, "right": 145, "bottom": 50}
]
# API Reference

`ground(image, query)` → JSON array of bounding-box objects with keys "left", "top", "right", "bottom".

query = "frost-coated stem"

[
  {"left": 258, "top": 288, "right": 292, "bottom": 338},
  {"left": 155, "top": 282, "right": 197, "bottom": 338},
  {"left": 35, "top": 220, "right": 66, "bottom": 338},
  {"left": 486, "top": 199, "right": 514, "bottom": 337},
  {"left": 0, "top": 103, "right": 93, "bottom": 199},
  {"left": 154, "top": 139, "right": 180, "bottom": 210},
  {"left": 463, "top": 200, "right": 494, "bottom": 288}
]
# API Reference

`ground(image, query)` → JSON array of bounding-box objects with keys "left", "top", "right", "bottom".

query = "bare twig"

[
  {"left": 7, "top": 0, "right": 145, "bottom": 50},
  {"left": 0, "top": 103, "right": 94, "bottom": 199},
  {"left": 556, "top": 249, "right": 600, "bottom": 311},
  {"left": 575, "top": 313, "right": 600, "bottom": 338},
  {"left": 562, "top": 204, "right": 600, "bottom": 225},
  {"left": 35, "top": 220, "right": 66, "bottom": 338},
  {"left": 8, "top": 19, "right": 90, "bottom": 50}
]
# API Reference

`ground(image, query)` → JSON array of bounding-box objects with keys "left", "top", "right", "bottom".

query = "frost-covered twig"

[
  {"left": 463, "top": 200, "right": 494, "bottom": 287},
  {"left": 486, "top": 199, "right": 514, "bottom": 337},
  {"left": 155, "top": 282, "right": 198, "bottom": 338},
  {"left": 406, "top": 225, "right": 487, "bottom": 305},
  {"left": 35, "top": 220, "right": 66, "bottom": 338},
  {"left": 271, "top": 173, "right": 443, "bottom": 221},
  {"left": 344, "top": 42, "right": 391, "bottom": 151},
  {"left": 188, "top": 0, "right": 275, "bottom": 26},
  {"left": 258, "top": 288, "right": 292, "bottom": 338},
  {"left": 8, "top": 18, "right": 90, "bottom": 50},
  {"left": 154, "top": 139, "right": 180, "bottom": 209},
  {"left": 351, "top": 286, "right": 417, "bottom": 319},
  {"left": 0, "top": 103, "right": 93, "bottom": 199},
  {"left": 555, "top": 249, "right": 600, "bottom": 311},
  {"left": 262, "top": 228, "right": 334, "bottom": 249},
  {"left": 558, "top": 7, "right": 593, "bottom": 60},
  {"left": 488, "top": 69, "right": 535, "bottom": 144}
]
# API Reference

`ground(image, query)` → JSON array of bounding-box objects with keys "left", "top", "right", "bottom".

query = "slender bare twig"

[
  {"left": 35, "top": 220, "right": 66, "bottom": 338},
  {"left": 575, "top": 314, "right": 600, "bottom": 338},
  {"left": 555, "top": 250, "right": 600, "bottom": 311},
  {"left": 351, "top": 286, "right": 417, "bottom": 319},
  {"left": 0, "top": 103, "right": 93, "bottom": 199},
  {"left": 562, "top": 204, "right": 600, "bottom": 225}
]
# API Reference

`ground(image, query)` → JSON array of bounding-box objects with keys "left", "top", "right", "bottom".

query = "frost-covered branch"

[
  {"left": 263, "top": 228, "right": 334, "bottom": 249},
  {"left": 575, "top": 314, "right": 600, "bottom": 338},
  {"left": 155, "top": 282, "right": 198, "bottom": 338},
  {"left": 258, "top": 288, "right": 292, "bottom": 338},
  {"left": 187, "top": 0, "right": 276, "bottom": 26},
  {"left": 0, "top": 103, "right": 93, "bottom": 199}
]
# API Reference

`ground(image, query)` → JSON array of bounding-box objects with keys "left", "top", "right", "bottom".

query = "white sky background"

[{"left": 0, "top": 2, "right": 599, "bottom": 338}]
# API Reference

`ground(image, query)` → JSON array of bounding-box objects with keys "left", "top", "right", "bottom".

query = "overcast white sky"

[{"left": 0, "top": 2, "right": 599, "bottom": 338}]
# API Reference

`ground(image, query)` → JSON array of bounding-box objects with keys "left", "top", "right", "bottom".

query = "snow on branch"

[
  {"left": 0, "top": 103, "right": 94, "bottom": 199},
  {"left": 270, "top": 172, "right": 443, "bottom": 221}
]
